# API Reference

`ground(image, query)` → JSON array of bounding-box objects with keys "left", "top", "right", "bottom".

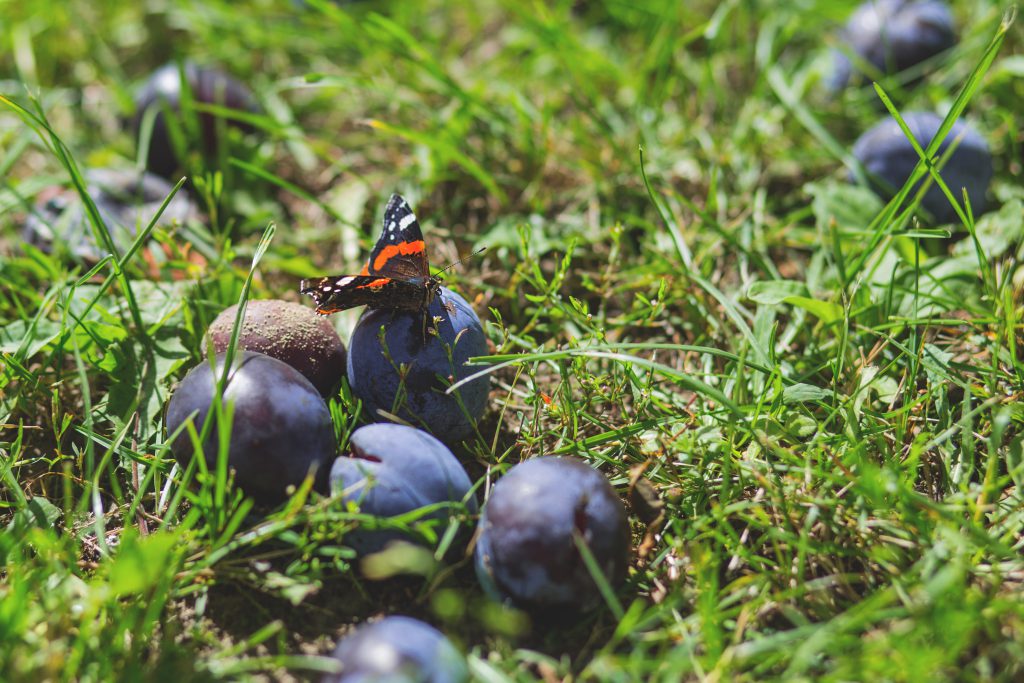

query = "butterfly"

[{"left": 300, "top": 194, "right": 442, "bottom": 315}]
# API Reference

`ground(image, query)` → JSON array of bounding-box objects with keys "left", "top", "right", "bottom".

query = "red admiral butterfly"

[{"left": 301, "top": 194, "right": 442, "bottom": 315}]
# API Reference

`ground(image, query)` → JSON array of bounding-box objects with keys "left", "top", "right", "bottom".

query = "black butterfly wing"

[
  {"left": 300, "top": 275, "right": 427, "bottom": 314},
  {"left": 361, "top": 193, "right": 430, "bottom": 281}
]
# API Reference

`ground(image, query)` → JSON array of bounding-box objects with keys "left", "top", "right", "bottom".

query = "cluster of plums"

[
  {"left": 165, "top": 289, "right": 491, "bottom": 500},
  {"left": 316, "top": 453, "right": 631, "bottom": 680},
  {"left": 833, "top": 0, "right": 993, "bottom": 225},
  {"left": 164, "top": 298, "right": 630, "bottom": 679}
]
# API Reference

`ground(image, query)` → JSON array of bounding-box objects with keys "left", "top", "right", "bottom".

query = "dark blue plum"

[
  {"left": 206, "top": 299, "right": 346, "bottom": 397},
  {"left": 829, "top": 0, "right": 956, "bottom": 90},
  {"left": 322, "top": 616, "right": 468, "bottom": 683},
  {"left": 851, "top": 111, "right": 992, "bottom": 224},
  {"left": 329, "top": 423, "right": 477, "bottom": 555},
  {"left": 165, "top": 351, "right": 336, "bottom": 505},
  {"left": 133, "top": 62, "right": 260, "bottom": 179},
  {"left": 22, "top": 168, "right": 196, "bottom": 260},
  {"left": 346, "top": 287, "right": 488, "bottom": 444},
  {"left": 474, "top": 457, "right": 630, "bottom": 612}
]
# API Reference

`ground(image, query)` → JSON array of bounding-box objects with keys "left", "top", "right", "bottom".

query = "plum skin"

[
  {"left": 206, "top": 299, "right": 346, "bottom": 397},
  {"left": 329, "top": 423, "right": 477, "bottom": 555},
  {"left": 830, "top": 0, "right": 956, "bottom": 90},
  {"left": 346, "top": 287, "right": 489, "bottom": 444},
  {"left": 322, "top": 616, "right": 468, "bottom": 683},
  {"left": 474, "top": 456, "right": 631, "bottom": 612},
  {"left": 133, "top": 62, "right": 260, "bottom": 179},
  {"left": 851, "top": 111, "right": 992, "bottom": 224},
  {"left": 165, "top": 351, "right": 337, "bottom": 505}
]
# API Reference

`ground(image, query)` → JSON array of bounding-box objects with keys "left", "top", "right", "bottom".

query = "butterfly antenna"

[{"left": 436, "top": 246, "right": 487, "bottom": 278}]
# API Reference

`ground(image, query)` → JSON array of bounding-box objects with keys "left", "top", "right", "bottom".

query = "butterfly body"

[{"left": 301, "top": 194, "right": 441, "bottom": 315}]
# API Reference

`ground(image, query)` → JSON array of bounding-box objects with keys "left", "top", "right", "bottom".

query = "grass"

[{"left": 2, "top": 0, "right": 1023, "bottom": 680}]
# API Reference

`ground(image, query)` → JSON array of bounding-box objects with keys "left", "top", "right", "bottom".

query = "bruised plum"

[
  {"left": 133, "top": 62, "right": 260, "bottom": 179},
  {"left": 206, "top": 299, "right": 346, "bottom": 396},
  {"left": 322, "top": 616, "right": 468, "bottom": 683},
  {"left": 474, "top": 457, "right": 630, "bottom": 612},
  {"left": 346, "top": 287, "right": 488, "bottom": 444},
  {"left": 329, "top": 423, "right": 477, "bottom": 555},
  {"left": 165, "top": 351, "right": 336, "bottom": 504}
]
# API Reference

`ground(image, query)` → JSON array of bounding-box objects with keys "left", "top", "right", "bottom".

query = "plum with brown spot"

[{"left": 206, "top": 299, "right": 346, "bottom": 396}]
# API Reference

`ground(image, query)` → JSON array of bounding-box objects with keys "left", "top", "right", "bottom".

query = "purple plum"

[
  {"left": 829, "top": 0, "right": 956, "bottom": 90},
  {"left": 474, "top": 456, "right": 631, "bottom": 612},
  {"left": 22, "top": 168, "right": 196, "bottom": 260},
  {"left": 329, "top": 423, "right": 477, "bottom": 555},
  {"left": 346, "top": 287, "right": 489, "bottom": 444},
  {"left": 322, "top": 616, "right": 468, "bottom": 683},
  {"left": 165, "top": 351, "right": 336, "bottom": 504},
  {"left": 133, "top": 62, "right": 260, "bottom": 179},
  {"left": 851, "top": 111, "right": 992, "bottom": 224}
]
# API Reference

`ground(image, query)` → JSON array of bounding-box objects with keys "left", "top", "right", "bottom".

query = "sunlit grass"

[{"left": 1, "top": 0, "right": 1023, "bottom": 680}]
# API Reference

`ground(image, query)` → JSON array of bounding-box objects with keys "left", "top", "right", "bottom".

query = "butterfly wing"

[
  {"left": 360, "top": 193, "right": 430, "bottom": 281},
  {"left": 300, "top": 275, "right": 427, "bottom": 315}
]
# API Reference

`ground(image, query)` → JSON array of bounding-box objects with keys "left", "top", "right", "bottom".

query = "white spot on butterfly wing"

[
  {"left": 335, "top": 276, "right": 355, "bottom": 287},
  {"left": 398, "top": 212, "right": 416, "bottom": 230}
]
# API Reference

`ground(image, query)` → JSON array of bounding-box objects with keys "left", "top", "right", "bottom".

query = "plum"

[
  {"left": 329, "top": 423, "right": 477, "bottom": 555},
  {"left": 21, "top": 168, "right": 196, "bottom": 260},
  {"left": 851, "top": 111, "right": 992, "bottom": 224},
  {"left": 322, "top": 616, "right": 468, "bottom": 683},
  {"left": 132, "top": 62, "right": 260, "bottom": 179},
  {"left": 829, "top": 0, "right": 956, "bottom": 90},
  {"left": 205, "top": 299, "right": 346, "bottom": 396},
  {"left": 474, "top": 457, "right": 630, "bottom": 612},
  {"left": 165, "top": 351, "right": 336, "bottom": 504},
  {"left": 346, "top": 287, "right": 488, "bottom": 444}
]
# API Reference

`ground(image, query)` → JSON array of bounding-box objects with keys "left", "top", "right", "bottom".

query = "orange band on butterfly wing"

[
  {"left": 354, "top": 277, "right": 392, "bottom": 289},
  {"left": 372, "top": 240, "right": 425, "bottom": 271}
]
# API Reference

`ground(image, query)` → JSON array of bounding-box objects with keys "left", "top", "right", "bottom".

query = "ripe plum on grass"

[
  {"left": 322, "top": 616, "right": 468, "bottom": 683},
  {"left": 165, "top": 350, "right": 336, "bottom": 505},
  {"left": 132, "top": 62, "right": 260, "bottom": 180},
  {"left": 346, "top": 287, "right": 489, "bottom": 444},
  {"left": 851, "top": 111, "right": 992, "bottom": 224},
  {"left": 474, "top": 456, "right": 631, "bottom": 613},
  {"left": 829, "top": 0, "right": 956, "bottom": 90},
  {"left": 329, "top": 423, "right": 477, "bottom": 555},
  {"left": 22, "top": 168, "right": 196, "bottom": 261}
]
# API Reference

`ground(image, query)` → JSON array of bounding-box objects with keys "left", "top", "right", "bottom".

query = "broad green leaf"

[
  {"left": 783, "top": 296, "right": 844, "bottom": 324},
  {"left": 747, "top": 280, "right": 808, "bottom": 305},
  {"left": 782, "top": 383, "right": 832, "bottom": 404}
]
